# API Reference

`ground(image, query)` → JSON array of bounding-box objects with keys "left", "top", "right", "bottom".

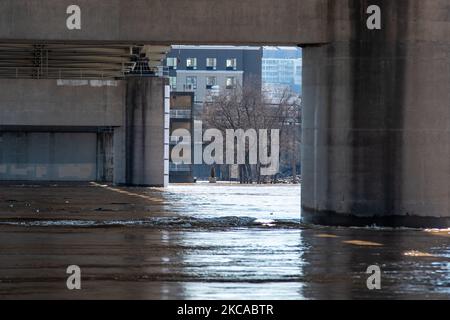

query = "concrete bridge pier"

[
  {"left": 115, "top": 77, "right": 169, "bottom": 187},
  {"left": 301, "top": 1, "right": 450, "bottom": 228}
]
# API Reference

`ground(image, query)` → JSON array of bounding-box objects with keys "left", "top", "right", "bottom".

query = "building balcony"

[
  {"left": 170, "top": 163, "right": 192, "bottom": 172},
  {"left": 170, "top": 109, "right": 192, "bottom": 119}
]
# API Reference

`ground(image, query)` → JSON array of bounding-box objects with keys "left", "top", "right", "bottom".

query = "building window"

[
  {"left": 169, "top": 77, "right": 177, "bottom": 90},
  {"left": 206, "top": 76, "right": 216, "bottom": 89},
  {"left": 226, "top": 58, "right": 237, "bottom": 70},
  {"left": 185, "top": 76, "right": 197, "bottom": 90},
  {"left": 206, "top": 58, "right": 217, "bottom": 70},
  {"left": 226, "top": 77, "right": 236, "bottom": 89},
  {"left": 186, "top": 58, "right": 197, "bottom": 70},
  {"left": 167, "top": 57, "right": 177, "bottom": 70}
]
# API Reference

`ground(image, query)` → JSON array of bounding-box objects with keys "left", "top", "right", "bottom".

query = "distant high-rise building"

[{"left": 262, "top": 47, "right": 302, "bottom": 101}]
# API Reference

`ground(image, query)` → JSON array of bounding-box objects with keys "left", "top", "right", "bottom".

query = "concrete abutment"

[{"left": 0, "top": 77, "right": 168, "bottom": 187}]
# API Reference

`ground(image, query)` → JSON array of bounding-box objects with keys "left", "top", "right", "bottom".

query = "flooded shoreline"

[{"left": 0, "top": 183, "right": 449, "bottom": 299}]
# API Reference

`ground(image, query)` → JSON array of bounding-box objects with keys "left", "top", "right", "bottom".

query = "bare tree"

[{"left": 203, "top": 79, "right": 301, "bottom": 184}]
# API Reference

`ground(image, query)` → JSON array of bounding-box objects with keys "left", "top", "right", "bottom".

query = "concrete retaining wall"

[{"left": 0, "top": 79, "right": 124, "bottom": 127}]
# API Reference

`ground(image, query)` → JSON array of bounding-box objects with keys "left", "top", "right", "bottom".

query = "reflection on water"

[
  {"left": 178, "top": 229, "right": 306, "bottom": 299},
  {"left": 0, "top": 183, "right": 449, "bottom": 299},
  {"left": 163, "top": 183, "right": 301, "bottom": 220}
]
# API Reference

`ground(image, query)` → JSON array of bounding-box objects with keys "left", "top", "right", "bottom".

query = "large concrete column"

[
  {"left": 114, "top": 77, "right": 169, "bottom": 187},
  {"left": 302, "top": 0, "right": 450, "bottom": 228}
]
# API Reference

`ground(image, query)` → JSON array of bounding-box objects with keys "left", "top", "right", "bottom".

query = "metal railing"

[
  {"left": 0, "top": 66, "right": 128, "bottom": 80},
  {"left": 0, "top": 64, "right": 168, "bottom": 80}
]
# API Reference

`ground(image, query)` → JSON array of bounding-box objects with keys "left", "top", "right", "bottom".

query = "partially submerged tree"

[{"left": 202, "top": 79, "right": 301, "bottom": 183}]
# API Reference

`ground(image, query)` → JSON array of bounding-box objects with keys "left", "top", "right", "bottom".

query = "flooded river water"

[{"left": 0, "top": 183, "right": 449, "bottom": 299}]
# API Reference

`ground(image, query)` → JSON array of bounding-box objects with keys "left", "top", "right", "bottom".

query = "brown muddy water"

[{"left": 0, "top": 182, "right": 449, "bottom": 299}]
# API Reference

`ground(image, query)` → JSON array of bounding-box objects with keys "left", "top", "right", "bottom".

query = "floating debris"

[
  {"left": 316, "top": 234, "right": 340, "bottom": 238},
  {"left": 403, "top": 250, "right": 435, "bottom": 258},
  {"left": 343, "top": 240, "right": 383, "bottom": 247}
]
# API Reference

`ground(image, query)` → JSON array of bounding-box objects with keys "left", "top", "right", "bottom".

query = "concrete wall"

[
  {"left": 0, "top": 79, "right": 124, "bottom": 127},
  {"left": 0, "top": 132, "right": 97, "bottom": 181},
  {"left": 0, "top": 79, "right": 124, "bottom": 182}
]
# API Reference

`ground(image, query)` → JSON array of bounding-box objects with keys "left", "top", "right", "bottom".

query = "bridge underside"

[
  {"left": 0, "top": 0, "right": 450, "bottom": 227},
  {"left": 0, "top": 41, "right": 171, "bottom": 186}
]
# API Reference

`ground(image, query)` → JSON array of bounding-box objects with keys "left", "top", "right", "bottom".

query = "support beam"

[{"left": 0, "top": 0, "right": 328, "bottom": 45}]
